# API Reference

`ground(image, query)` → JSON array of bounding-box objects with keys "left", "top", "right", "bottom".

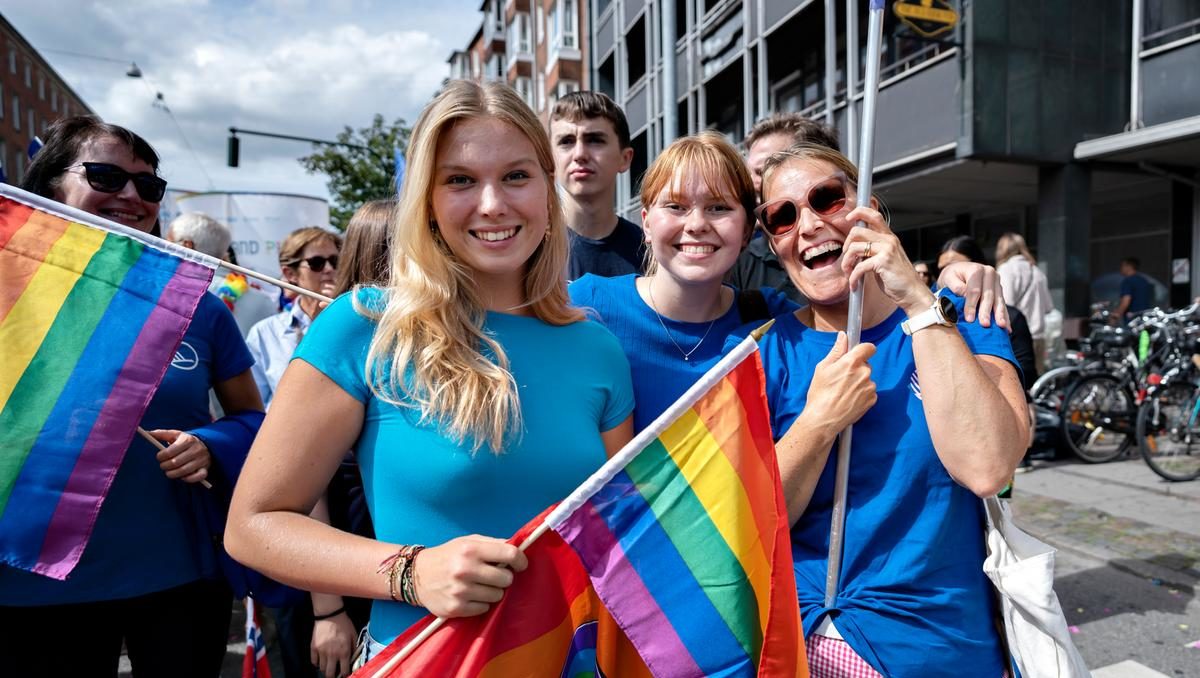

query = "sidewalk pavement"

[{"left": 1010, "top": 455, "right": 1200, "bottom": 588}]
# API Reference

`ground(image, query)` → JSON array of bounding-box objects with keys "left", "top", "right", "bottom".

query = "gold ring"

[{"left": 865, "top": 242, "right": 873, "bottom": 258}]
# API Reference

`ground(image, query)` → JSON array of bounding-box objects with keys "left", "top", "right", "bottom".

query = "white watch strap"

[{"left": 901, "top": 306, "right": 941, "bottom": 335}]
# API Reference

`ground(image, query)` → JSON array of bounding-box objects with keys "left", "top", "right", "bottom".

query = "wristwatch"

[{"left": 901, "top": 294, "right": 958, "bottom": 335}]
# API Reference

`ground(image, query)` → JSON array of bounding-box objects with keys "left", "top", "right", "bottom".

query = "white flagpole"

[{"left": 825, "top": 0, "right": 886, "bottom": 609}]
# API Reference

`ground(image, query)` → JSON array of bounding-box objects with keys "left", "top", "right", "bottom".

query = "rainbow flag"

[
  {"left": 0, "top": 187, "right": 214, "bottom": 579},
  {"left": 355, "top": 506, "right": 652, "bottom": 677},
  {"left": 547, "top": 336, "right": 804, "bottom": 677}
]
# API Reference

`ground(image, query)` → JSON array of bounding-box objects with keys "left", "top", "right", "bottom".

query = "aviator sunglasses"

[
  {"left": 754, "top": 172, "right": 853, "bottom": 237},
  {"left": 69, "top": 162, "right": 168, "bottom": 203},
  {"left": 285, "top": 255, "right": 339, "bottom": 272}
]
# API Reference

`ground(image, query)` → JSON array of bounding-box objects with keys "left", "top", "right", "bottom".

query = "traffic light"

[{"left": 227, "top": 134, "right": 240, "bottom": 168}]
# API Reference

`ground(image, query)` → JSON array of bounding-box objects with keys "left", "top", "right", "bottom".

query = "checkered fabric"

[{"left": 806, "top": 633, "right": 884, "bottom": 678}]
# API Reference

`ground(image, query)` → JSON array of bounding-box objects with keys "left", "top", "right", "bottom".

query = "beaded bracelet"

[{"left": 377, "top": 545, "right": 425, "bottom": 606}]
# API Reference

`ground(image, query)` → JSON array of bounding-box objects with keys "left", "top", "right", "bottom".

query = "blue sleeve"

[
  {"left": 761, "top": 287, "right": 801, "bottom": 317},
  {"left": 946, "top": 292, "right": 1019, "bottom": 371},
  {"left": 292, "top": 291, "right": 377, "bottom": 402},
  {"left": 243, "top": 321, "right": 274, "bottom": 406},
  {"left": 204, "top": 293, "right": 254, "bottom": 382},
  {"left": 589, "top": 324, "right": 635, "bottom": 430},
  {"left": 568, "top": 275, "right": 604, "bottom": 324},
  {"left": 1119, "top": 277, "right": 1132, "bottom": 298}
]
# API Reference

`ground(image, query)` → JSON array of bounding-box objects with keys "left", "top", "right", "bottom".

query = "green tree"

[{"left": 299, "top": 114, "right": 410, "bottom": 230}]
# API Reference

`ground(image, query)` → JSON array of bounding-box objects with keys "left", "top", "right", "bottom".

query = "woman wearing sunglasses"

[
  {"left": 225, "top": 81, "right": 634, "bottom": 669},
  {"left": 750, "top": 142, "right": 1028, "bottom": 677},
  {"left": 4, "top": 116, "right": 264, "bottom": 676},
  {"left": 245, "top": 226, "right": 342, "bottom": 407}
]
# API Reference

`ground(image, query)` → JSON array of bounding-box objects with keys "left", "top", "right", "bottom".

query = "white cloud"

[{"left": 6, "top": 0, "right": 482, "bottom": 200}]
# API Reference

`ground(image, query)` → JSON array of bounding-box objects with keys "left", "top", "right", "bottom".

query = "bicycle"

[{"left": 1135, "top": 326, "right": 1200, "bottom": 482}]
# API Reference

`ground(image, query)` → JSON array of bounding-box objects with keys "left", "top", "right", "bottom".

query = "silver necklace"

[{"left": 646, "top": 281, "right": 719, "bottom": 361}]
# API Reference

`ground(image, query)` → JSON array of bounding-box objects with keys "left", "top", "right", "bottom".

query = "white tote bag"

[{"left": 982, "top": 496, "right": 1091, "bottom": 678}]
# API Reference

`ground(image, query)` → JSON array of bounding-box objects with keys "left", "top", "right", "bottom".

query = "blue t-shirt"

[
  {"left": 1120, "top": 273, "right": 1154, "bottom": 316},
  {"left": 566, "top": 217, "right": 647, "bottom": 281},
  {"left": 0, "top": 293, "right": 253, "bottom": 605},
  {"left": 568, "top": 273, "right": 796, "bottom": 432},
  {"left": 293, "top": 289, "right": 634, "bottom": 643},
  {"left": 751, "top": 294, "right": 1014, "bottom": 677}
]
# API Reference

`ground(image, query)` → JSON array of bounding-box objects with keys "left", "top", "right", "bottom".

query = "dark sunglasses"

[
  {"left": 754, "top": 173, "right": 853, "bottom": 237},
  {"left": 285, "top": 255, "right": 339, "bottom": 272},
  {"left": 71, "top": 162, "right": 168, "bottom": 203}
]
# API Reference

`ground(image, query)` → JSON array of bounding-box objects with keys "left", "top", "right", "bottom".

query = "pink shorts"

[{"left": 806, "top": 634, "right": 883, "bottom": 678}]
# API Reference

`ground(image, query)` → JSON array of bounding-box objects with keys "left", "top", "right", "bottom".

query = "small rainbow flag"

[
  {"left": 0, "top": 186, "right": 214, "bottom": 579},
  {"left": 547, "top": 335, "right": 804, "bottom": 677}
]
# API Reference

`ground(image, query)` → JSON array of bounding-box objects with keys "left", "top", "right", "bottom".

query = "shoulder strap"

[{"left": 736, "top": 288, "right": 772, "bottom": 323}]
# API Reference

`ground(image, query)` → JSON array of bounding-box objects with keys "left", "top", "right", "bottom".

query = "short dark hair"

[
  {"left": 550, "top": 91, "right": 632, "bottom": 149},
  {"left": 21, "top": 115, "right": 161, "bottom": 200},
  {"left": 745, "top": 113, "right": 840, "bottom": 152},
  {"left": 1121, "top": 257, "right": 1140, "bottom": 270},
  {"left": 941, "top": 235, "right": 990, "bottom": 266}
]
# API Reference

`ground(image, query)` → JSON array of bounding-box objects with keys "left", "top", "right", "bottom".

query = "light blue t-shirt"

[
  {"left": 0, "top": 293, "right": 253, "bottom": 605},
  {"left": 745, "top": 293, "right": 1015, "bottom": 677},
  {"left": 568, "top": 273, "right": 796, "bottom": 431},
  {"left": 293, "top": 289, "right": 635, "bottom": 643}
]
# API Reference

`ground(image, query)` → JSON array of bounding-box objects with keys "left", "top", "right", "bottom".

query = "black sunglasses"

[
  {"left": 754, "top": 173, "right": 853, "bottom": 237},
  {"left": 71, "top": 162, "right": 168, "bottom": 203},
  {"left": 285, "top": 255, "right": 339, "bottom": 272}
]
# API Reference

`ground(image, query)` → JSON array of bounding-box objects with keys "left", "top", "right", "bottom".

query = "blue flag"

[
  {"left": 27, "top": 136, "right": 43, "bottom": 158},
  {"left": 394, "top": 147, "right": 406, "bottom": 192}
]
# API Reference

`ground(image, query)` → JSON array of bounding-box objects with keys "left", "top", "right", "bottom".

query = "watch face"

[{"left": 938, "top": 295, "right": 959, "bottom": 324}]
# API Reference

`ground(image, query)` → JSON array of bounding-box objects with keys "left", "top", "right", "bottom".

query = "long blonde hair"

[
  {"left": 995, "top": 232, "right": 1036, "bottom": 266},
  {"left": 359, "top": 80, "right": 580, "bottom": 453}
]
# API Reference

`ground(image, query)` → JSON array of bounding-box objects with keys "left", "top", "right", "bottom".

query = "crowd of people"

[{"left": 1, "top": 78, "right": 1070, "bottom": 678}]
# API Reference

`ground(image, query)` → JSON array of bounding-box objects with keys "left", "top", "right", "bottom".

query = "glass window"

[
  {"left": 28, "top": 109, "right": 34, "bottom": 137},
  {"left": 24, "top": 60, "right": 31, "bottom": 87},
  {"left": 1143, "top": 0, "right": 1200, "bottom": 50},
  {"left": 11, "top": 96, "right": 18, "bottom": 130},
  {"left": 38, "top": 74, "right": 44, "bottom": 100},
  {"left": 7, "top": 48, "right": 14, "bottom": 74},
  {"left": 536, "top": 4, "right": 544, "bottom": 45},
  {"left": 51, "top": 87, "right": 57, "bottom": 112},
  {"left": 562, "top": 0, "right": 578, "bottom": 49}
]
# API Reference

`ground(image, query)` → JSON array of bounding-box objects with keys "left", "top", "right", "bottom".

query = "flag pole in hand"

[{"left": 825, "top": 0, "right": 887, "bottom": 610}]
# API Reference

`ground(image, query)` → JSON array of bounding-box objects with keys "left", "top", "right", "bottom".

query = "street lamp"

[{"left": 227, "top": 126, "right": 387, "bottom": 171}]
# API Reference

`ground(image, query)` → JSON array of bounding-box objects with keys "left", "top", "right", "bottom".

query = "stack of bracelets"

[{"left": 378, "top": 545, "right": 425, "bottom": 606}]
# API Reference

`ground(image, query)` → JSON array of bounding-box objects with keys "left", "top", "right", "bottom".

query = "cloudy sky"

[{"left": 6, "top": 0, "right": 481, "bottom": 200}]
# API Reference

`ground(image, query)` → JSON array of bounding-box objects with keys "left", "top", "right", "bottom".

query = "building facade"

[
  {"left": 0, "top": 14, "right": 94, "bottom": 185},
  {"left": 448, "top": 0, "right": 589, "bottom": 120},
  {"left": 590, "top": 0, "right": 1200, "bottom": 319}
]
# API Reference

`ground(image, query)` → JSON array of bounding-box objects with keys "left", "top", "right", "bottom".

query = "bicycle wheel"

[
  {"left": 1136, "top": 383, "right": 1200, "bottom": 482},
  {"left": 1060, "top": 374, "right": 1134, "bottom": 463}
]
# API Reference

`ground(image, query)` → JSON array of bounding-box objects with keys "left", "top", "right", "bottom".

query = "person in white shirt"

[{"left": 995, "top": 232, "right": 1055, "bottom": 373}]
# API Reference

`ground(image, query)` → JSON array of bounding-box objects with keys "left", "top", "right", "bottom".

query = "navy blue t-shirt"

[
  {"left": 566, "top": 217, "right": 647, "bottom": 281},
  {"left": 1120, "top": 273, "right": 1154, "bottom": 316},
  {"left": 0, "top": 293, "right": 253, "bottom": 605}
]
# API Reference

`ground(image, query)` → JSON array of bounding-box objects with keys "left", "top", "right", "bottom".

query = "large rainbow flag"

[
  {"left": 0, "top": 186, "right": 215, "bottom": 579},
  {"left": 355, "top": 506, "right": 652, "bottom": 677},
  {"left": 547, "top": 335, "right": 804, "bottom": 677},
  {"left": 359, "top": 335, "right": 802, "bottom": 678}
]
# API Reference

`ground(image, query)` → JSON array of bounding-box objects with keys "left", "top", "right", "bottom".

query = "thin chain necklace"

[{"left": 646, "top": 280, "right": 720, "bottom": 362}]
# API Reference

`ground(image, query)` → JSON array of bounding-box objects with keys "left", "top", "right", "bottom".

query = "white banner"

[{"left": 160, "top": 190, "right": 331, "bottom": 295}]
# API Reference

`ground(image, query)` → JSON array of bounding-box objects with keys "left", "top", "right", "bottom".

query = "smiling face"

[
  {"left": 430, "top": 116, "right": 551, "bottom": 296},
  {"left": 550, "top": 116, "right": 633, "bottom": 200},
  {"left": 52, "top": 134, "right": 160, "bottom": 233},
  {"left": 642, "top": 168, "right": 747, "bottom": 287},
  {"left": 763, "top": 158, "right": 860, "bottom": 305}
]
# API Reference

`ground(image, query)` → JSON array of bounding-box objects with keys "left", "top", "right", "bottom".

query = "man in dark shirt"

[
  {"left": 1114, "top": 257, "right": 1154, "bottom": 322},
  {"left": 550, "top": 92, "right": 645, "bottom": 280},
  {"left": 726, "top": 114, "right": 840, "bottom": 304}
]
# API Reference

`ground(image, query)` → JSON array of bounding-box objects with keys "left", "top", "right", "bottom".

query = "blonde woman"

[
  {"left": 996, "top": 232, "right": 1054, "bottom": 372},
  {"left": 226, "top": 80, "right": 635, "bottom": 669}
]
